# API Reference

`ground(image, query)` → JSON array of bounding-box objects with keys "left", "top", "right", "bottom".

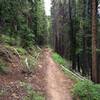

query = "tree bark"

[
  {"left": 92, "top": 0, "right": 97, "bottom": 83},
  {"left": 69, "top": 0, "right": 76, "bottom": 70}
]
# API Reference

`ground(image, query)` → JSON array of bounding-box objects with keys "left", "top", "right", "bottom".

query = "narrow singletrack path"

[
  {"left": 0, "top": 48, "right": 74, "bottom": 100},
  {"left": 39, "top": 49, "right": 74, "bottom": 100}
]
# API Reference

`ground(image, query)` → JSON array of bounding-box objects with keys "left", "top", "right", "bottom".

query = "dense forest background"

[
  {"left": 0, "top": 0, "right": 100, "bottom": 84},
  {"left": 0, "top": 0, "right": 100, "bottom": 99},
  {"left": 0, "top": 0, "right": 47, "bottom": 48},
  {"left": 51, "top": 0, "right": 100, "bottom": 83}
]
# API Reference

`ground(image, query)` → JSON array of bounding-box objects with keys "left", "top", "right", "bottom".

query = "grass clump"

[
  {"left": 0, "top": 59, "right": 8, "bottom": 74},
  {"left": 15, "top": 47, "right": 27, "bottom": 55},
  {"left": 52, "top": 53, "right": 68, "bottom": 66},
  {"left": 52, "top": 52, "right": 78, "bottom": 81},
  {"left": 20, "top": 46, "right": 41, "bottom": 73},
  {"left": 25, "top": 91, "right": 45, "bottom": 100},
  {"left": 73, "top": 80, "right": 100, "bottom": 100},
  {"left": 0, "top": 35, "right": 16, "bottom": 45},
  {"left": 24, "top": 84, "right": 45, "bottom": 100}
]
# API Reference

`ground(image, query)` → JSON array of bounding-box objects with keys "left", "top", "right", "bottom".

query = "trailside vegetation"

[{"left": 51, "top": 0, "right": 100, "bottom": 83}]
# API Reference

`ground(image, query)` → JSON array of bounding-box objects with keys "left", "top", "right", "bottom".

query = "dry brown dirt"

[{"left": 40, "top": 48, "right": 74, "bottom": 100}]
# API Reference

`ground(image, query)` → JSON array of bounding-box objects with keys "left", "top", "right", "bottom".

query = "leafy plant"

[
  {"left": 15, "top": 47, "right": 27, "bottom": 55},
  {"left": 0, "top": 35, "right": 15, "bottom": 45},
  {"left": 73, "top": 80, "right": 100, "bottom": 100}
]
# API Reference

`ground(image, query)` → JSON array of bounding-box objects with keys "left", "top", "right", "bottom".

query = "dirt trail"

[
  {"left": 0, "top": 48, "right": 74, "bottom": 100},
  {"left": 41, "top": 49, "right": 73, "bottom": 100}
]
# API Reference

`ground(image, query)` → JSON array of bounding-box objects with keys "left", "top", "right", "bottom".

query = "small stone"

[
  {"left": 12, "top": 93, "right": 19, "bottom": 99},
  {"left": 39, "top": 65, "right": 42, "bottom": 68}
]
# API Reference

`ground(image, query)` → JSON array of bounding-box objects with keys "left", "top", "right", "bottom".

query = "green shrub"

[
  {"left": 73, "top": 80, "right": 100, "bottom": 100},
  {"left": 15, "top": 47, "right": 27, "bottom": 55},
  {"left": 0, "top": 35, "right": 16, "bottom": 45},
  {"left": 52, "top": 53, "right": 67, "bottom": 66}
]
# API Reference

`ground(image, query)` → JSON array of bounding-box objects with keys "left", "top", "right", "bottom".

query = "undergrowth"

[
  {"left": 73, "top": 80, "right": 100, "bottom": 100},
  {"left": 15, "top": 47, "right": 27, "bottom": 55},
  {"left": 0, "top": 59, "right": 8, "bottom": 74},
  {"left": 0, "top": 34, "right": 17, "bottom": 45},
  {"left": 52, "top": 52, "right": 100, "bottom": 100},
  {"left": 23, "top": 83, "right": 45, "bottom": 100},
  {"left": 52, "top": 52, "right": 78, "bottom": 81},
  {"left": 52, "top": 52, "right": 69, "bottom": 66},
  {"left": 20, "top": 46, "right": 41, "bottom": 73},
  {"left": 0, "top": 43, "right": 41, "bottom": 74}
]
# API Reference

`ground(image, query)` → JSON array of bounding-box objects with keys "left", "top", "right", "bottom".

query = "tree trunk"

[
  {"left": 69, "top": 0, "right": 76, "bottom": 70},
  {"left": 91, "top": 0, "right": 97, "bottom": 83}
]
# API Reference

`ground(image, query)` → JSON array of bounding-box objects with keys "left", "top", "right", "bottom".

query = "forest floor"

[{"left": 0, "top": 47, "right": 74, "bottom": 100}]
